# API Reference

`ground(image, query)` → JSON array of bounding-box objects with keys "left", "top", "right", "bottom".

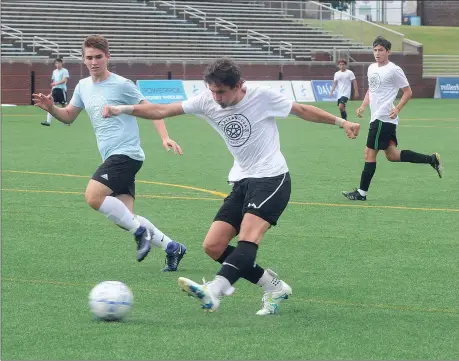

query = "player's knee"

[
  {"left": 85, "top": 190, "right": 103, "bottom": 210},
  {"left": 385, "top": 151, "right": 398, "bottom": 162},
  {"left": 202, "top": 239, "right": 224, "bottom": 260},
  {"left": 364, "top": 149, "right": 376, "bottom": 162},
  {"left": 338, "top": 103, "right": 345, "bottom": 111}
]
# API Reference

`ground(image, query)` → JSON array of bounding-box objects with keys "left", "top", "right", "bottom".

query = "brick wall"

[
  {"left": 1, "top": 55, "right": 435, "bottom": 105},
  {"left": 419, "top": 0, "right": 459, "bottom": 26}
]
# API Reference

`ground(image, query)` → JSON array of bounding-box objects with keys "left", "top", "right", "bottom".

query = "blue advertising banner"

[
  {"left": 434, "top": 77, "right": 459, "bottom": 99},
  {"left": 311, "top": 80, "right": 338, "bottom": 102},
  {"left": 136, "top": 80, "right": 187, "bottom": 103}
]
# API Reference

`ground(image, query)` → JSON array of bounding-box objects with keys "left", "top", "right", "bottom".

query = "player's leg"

[
  {"left": 41, "top": 89, "right": 60, "bottom": 126},
  {"left": 343, "top": 120, "right": 382, "bottom": 200},
  {"left": 338, "top": 97, "right": 348, "bottom": 120},
  {"left": 384, "top": 139, "right": 442, "bottom": 178},
  {"left": 86, "top": 155, "right": 151, "bottom": 262}
]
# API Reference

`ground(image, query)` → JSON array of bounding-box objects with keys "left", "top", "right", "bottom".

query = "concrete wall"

[{"left": 419, "top": 0, "right": 459, "bottom": 26}]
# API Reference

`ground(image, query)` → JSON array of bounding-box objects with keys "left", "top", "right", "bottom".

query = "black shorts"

[
  {"left": 214, "top": 172, "right": 291, "bottom": 233},
  {"left": 52, "top": 88, "right": 67, "bottom": 105},
  {"left": 92, "top": 154, "right": 143, "bottom": 198},
  {"left": 366, "top": 119, "right": 398, "bottom": 150},
  {"left": 337, "top": 96, "right": 349, "bottom": 106}
]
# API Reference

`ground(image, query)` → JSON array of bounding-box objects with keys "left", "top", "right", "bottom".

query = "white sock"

[
  {"left": 208, "top": 275, "right": 233, "bottom": 297},
  {"left": 257, "top": 270, "right": 283, "bottom": 292},
  {"left": 46, "top": 112, "right": 53, "bottom": 124},
  {"left": 357, "top": 189, "right": 367, "bottom": 196},
  {"left": 98, "top": 196, "right": 141, "bottom": 234},
  {"left": 135, "top": 215, "right": 173, "bottom": 250}
]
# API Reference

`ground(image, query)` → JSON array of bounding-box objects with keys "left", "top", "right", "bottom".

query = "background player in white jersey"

[
  {"left": 329, "top": 59, "right": 359, "bottom": 120},
  {"left": 342, "top": 36, "right": 442, "bottom": 201},
  {"left": 33, "top": 35, "right": 187, "bottom": 272},
  {"left": 104, "top": 57, "right": 361, "bottom": 315},
  {"left": 41, "top": 58, "right": 70, "bottom": 126}
]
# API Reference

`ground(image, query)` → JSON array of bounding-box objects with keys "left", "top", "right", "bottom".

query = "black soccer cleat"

[
  {"left": 161, "top": 241, "right": 187, "bottom": 272},
  {"left": 431, "top": 153, "right": 442, "bottom": 178},
  {"left": 342, "top": 189, "right": 367, "bottom": 201},
  {"left": 134, "top": 226, "right": 152, "bottom": 262},
  {"left": 40, "top": 122, "right": 50, "bottom": 126}
]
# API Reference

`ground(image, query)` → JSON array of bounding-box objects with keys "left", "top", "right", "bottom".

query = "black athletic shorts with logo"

[
  {"left": 214, "top": 172, "right": 291, "bottom": 233},
  {"left": 337, "top": 96, "right": 349, "bottom": 106},
  {"left": 366, "top": 119, "right": 398, "bottom": 150},
  {"left": 52, "top": 88, "right": 67, "bottom": 105},
  {"left": 92, "top": 154, "right": 143, "bottom": 198}
]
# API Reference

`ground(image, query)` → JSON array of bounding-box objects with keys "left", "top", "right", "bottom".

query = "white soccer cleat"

[
  {"left": 178, "top": 277, "right": 220, "bottom": 312},
  {"left": 256, "top": 280, "right": 292, "bottom": 316}
]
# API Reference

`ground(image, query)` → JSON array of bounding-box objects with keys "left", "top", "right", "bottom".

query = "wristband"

[
  {"left": 118, "top": 105, "right": 134, "bottom": 115},
  {"left": 335, "top": 117, "right": 345, "bottom": 128}
]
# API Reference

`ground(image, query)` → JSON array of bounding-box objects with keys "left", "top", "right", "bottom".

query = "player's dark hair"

[
  {"left": 204, "top": 58, "right": 241, "bottom": 88},
  {"left": 373, "top": 36, "right": 391, "bottom": 51},
  {"left": 83, "top": 35, "right": 110, "bottom": 56},
  {"left": 54, "top": 58, "right": 63, "bottom": 63},
  {"left": 338, "top": 58, "right": 347, "bottom": 65}
]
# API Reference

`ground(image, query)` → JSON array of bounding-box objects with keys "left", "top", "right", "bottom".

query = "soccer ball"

[{"left": 88, "top": 281, "right": 133, "bottom": 321}]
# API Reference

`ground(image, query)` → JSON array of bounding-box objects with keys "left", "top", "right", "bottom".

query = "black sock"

[
  {"left": 216, "top": 241, "right": 258, "bottom": 285},
  {"left": 359, "top": 162, "right": 376, "bottom": 192},
  {"left": 400, "top": 150, "right": 433, "bottom": 164},
  {"left": 216, "top": 245, "right": 265, "bottom": 284},
  {"left": 340, "top": 110, "right": 347, "bottom": 120}
]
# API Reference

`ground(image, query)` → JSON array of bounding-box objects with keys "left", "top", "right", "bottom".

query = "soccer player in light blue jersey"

[
  {"left": 41, "top": 58, "right": 70, "bottom": 126},
  {"left": 33, "top": 35, "right": 187, "bottom": 271}
]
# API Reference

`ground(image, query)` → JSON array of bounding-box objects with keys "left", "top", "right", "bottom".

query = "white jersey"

[
  {"left": 182, "top": 84, "right": 293, "bottom": 182},
  {"left": 367, "top": 61, "right": 409, "bottom": 125},
  {"left": 333, "top": 69, "right": 355, "bottom": 99}
]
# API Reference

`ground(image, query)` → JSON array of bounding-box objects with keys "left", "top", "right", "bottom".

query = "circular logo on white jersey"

[
  {"left": 368, "top": 73, "right": 381, "bottom": 93},
  {"left": 218, "top": 114, "right": 251, "bottom": 147}
]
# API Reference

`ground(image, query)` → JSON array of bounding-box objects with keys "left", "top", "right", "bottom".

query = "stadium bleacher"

[{"left": 1, "top": 0, "right": 369, "bottom": 61}]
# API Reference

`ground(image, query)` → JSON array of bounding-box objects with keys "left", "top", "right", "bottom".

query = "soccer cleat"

[
  {"left": 134, "top": 226, "right": 152, "bottom": 262},
  {"left": 431, "top": 153, "right": 442, "bottom": 178},
  {"left": 178, "top": 277, "right": 220, "bottom": 312},
  {"left": 256, "top": 277, "right": 292, "bottom": 316},
  {"left": 161, "top": 241, "right": 187, "bottom": 272},
  {"left": 40, "top": 122, "right": 50, "bottom": 126},
  {"left": 342, "top": 189, "right": 366, "bottom": 201}
]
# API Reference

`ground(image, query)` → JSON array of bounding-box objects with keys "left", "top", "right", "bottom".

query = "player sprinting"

[
  {"left": 41, "top": 58, "right": 69, "bottom": 126},
  {"left": 329, "top": 59, "right": 359, "bottom": 120},
  {"left": 103, "top": 57, "right": 361, "bottom": 315},
  {"left": 342, "top": 36, "right": 442, "bottom": 201},
  {"left": 33, "top": 35, "right": 187, "bottom": 271}
]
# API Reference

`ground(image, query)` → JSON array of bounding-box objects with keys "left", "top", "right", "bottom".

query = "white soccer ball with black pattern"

[{"left": 88, "top": 281, "right": 133, "bottom": 321}]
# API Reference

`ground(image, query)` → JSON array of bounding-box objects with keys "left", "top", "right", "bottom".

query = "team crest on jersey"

[
  {"left": 368, "top": 73, "right": 381, "bottom": 92},
  {"left": 217, "top": 114, "right": 251, "bottom": 147},
  {"left": 87, "top": 94, "right": 108, "bottom": 123}
]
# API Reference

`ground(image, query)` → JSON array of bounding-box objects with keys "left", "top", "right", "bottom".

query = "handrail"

[
  {"left": 69, "top": 49, "right": 82, "bottom": 59},
  {"left": 157, "top": 0, "right": 176, "bottom": 16},
  {"left": 33, "top": 36, "right": 59, "bottom": 56},
  {"left": 247, "top": 29, "right": 271, "bottom": 53},
  {"left": 279, "top": 41, "right": 293, "bottom": 59},
  {"left": 215, "top": 17, "right": 238, "bottom": 42},
  {"left": 1, "top": 25, "right": 24, "bottom": 50},
  {"left": 183, "top": 5, "right": 206, "bottom": 28}
]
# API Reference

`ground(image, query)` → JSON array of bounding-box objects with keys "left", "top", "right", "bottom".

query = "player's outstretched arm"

[
  {"left": 290, "top": 102, "right": 360, "bottom": 139},
  {"left": 32, "top": 93, "right": 81, "bottom": 124},
  {"left": 103, "top": 102, "right": 184, "bottom": 120}
]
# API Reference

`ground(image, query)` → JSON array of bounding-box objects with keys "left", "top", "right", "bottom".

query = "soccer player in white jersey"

[
  {"left": 103, "top": 57, "right": 361, "bottom": 315},
  {"left": 33, "top": 35, "right": 187, "bottom": 271},
  {"left": 41, "top": 58, "right": 70, "bottom": 126},
  {"left": 342, "top": 36, "right": 442, "bottom": 201},
  {"left": 329, "top": 59, "right": 359, "bottom": 120}
]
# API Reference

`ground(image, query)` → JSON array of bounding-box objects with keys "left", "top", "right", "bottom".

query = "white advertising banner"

[
  {"left": 245, "top": 80, "right": 296, "bottom": 101},
  {"left": 291, "top": 81, "right": 316, "bottom": 102},
  {"left": 182, "top": 80, "right": 209, "bottom": 98}
]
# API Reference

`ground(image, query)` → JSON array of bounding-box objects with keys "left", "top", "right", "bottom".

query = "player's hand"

[
  {"left": 32, "top": 93, "right": 54, "bottom": 112},
  {"left": 50, "top": 82, "right": 56, "bottom": 87},
  {"left": 343, "top": 121, "right": 360, "bottom": 139},
  {"left": 162, "top": 138, "right": 183, "bottom": 155},
  {"left": 356, "top": 106, "right": 365, "bottom": 118},
  {"left": 329, "top": 92, "right": 333, "bottom": 97},
  {"left": 354, "top": 93, "right": 360, "bottom": 100},
  {"left": 389, "top": 107, "right": 400, "bottom": 119},
  {"left": 102, "top": 105, "right": 121, "bottom": 118}
]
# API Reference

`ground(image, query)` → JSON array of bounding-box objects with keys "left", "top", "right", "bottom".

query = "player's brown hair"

[
  {"left": 82, "top": 35, "right": 109, "bottom": 56},
  {"left": 204, "top": 57, "right": 241, "bottom": 89}
]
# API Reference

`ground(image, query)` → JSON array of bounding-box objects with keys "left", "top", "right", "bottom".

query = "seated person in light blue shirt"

[
  {"left": 33, "top": 35, "right": 187, "bottom": 271},
  {"left": 41, "top": 58, "right": 70, "bottom": 126}
]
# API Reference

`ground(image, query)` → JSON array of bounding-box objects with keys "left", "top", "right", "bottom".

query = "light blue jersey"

[
  {"left": 70, "top": 73, "right": 146, "bottom": 162},
  {"left": 52, "top": 68, "right": 69, "bottom": 91}
]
